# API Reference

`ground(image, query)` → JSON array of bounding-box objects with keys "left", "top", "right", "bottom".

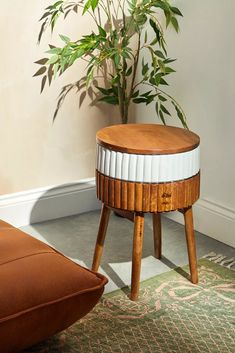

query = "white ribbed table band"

[{"left": 96, "top": 144, "right": 200, "bottom": 183}]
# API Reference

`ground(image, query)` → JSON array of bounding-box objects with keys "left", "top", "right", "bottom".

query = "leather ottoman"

[{"left": 0, "top": 220, "right": 107, "bottom": 353}]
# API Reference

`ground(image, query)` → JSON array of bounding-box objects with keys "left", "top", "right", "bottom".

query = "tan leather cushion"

[{"left": 0, "top": 220, "right": 107, "bottom": 353}]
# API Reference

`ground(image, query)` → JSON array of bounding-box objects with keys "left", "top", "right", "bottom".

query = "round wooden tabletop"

[{"left": 96, "top": 124, "right": 200, "bottom": 155}]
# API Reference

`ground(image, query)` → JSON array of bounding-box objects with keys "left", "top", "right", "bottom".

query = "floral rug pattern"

[{"left": 25, "top": 259, "right": 235, "bottom": 353}]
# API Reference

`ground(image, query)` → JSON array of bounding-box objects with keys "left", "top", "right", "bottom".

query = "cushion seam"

[
  {"left": 0, "top": 251, "right": 56, "bottom": 266},
  {"left": 0, "top": 277, "right": 107, "bottom": 324},
  {"left": 0, "top": 251, "right": 107, "bottom": 283}
]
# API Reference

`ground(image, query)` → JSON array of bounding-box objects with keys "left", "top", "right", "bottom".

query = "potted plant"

[{"left": 34, "top": 0, "right": 187, "bottom": 128}]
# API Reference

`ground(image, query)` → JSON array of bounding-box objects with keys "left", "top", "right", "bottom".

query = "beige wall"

[
  {"left": 136, "top": 0, "right": 235, "bottom": 212},
  {"left": 1, "top": 0, "right": 235, "bottom": 217},
  {"left": 0, "top": 1, "right": 116, "bottom": 194}
]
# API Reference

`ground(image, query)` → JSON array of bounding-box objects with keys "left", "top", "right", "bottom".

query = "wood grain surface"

[
  {"left": 96, "top": 170, "right": 200, "bottom": 212},
  {"left": 92, "top": 204, "right": 110, "bottom": 272},
  {"left": 183, "top": 207, "right": 198, "bottom": 284},
  {"left": 153, "top": 213, "right": 162, "bottom": 259},
  {"left": 131, "top": 212, "right": 145, "bottom": 301},
  {"left": 96, "top": 124, "right": 200, "bottom": 155}
]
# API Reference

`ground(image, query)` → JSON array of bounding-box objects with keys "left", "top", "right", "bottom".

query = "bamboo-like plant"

[{"left": 35, "top": 0, "right": 187, "bottom": 127}]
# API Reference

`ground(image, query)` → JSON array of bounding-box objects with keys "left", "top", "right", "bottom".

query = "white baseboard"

[
  {"left": 0, "top": 178, "right": 100, "bottom": 227},
  {"left": 0, "top": 181, "right": 234, "bottom": 248},
  {"left": 166, "top": 198, "right": 235, "bottom": 248}
]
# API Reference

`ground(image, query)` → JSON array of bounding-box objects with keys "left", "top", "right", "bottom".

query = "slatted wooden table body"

[{"left": 92, "top": 124, "right": 200, "bottom": 300}]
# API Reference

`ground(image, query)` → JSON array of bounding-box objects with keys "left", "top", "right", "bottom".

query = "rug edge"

[{"left": 103, "top": 257, "right": 235, "bottom": 299}]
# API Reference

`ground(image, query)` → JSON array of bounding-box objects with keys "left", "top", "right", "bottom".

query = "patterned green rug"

[{"left": 25, "top": 259, "right": 235, "bottom": 353}]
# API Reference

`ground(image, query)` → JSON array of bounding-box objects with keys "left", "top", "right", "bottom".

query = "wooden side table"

[{"left": 92, "top": 124, "right": 200, "bottom": 301}]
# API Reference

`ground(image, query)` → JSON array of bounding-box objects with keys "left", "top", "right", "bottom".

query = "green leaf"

[
  {"left": 160, "top": 38, "right": 167, "bottom": 56},
  {"left": 155, "top": 73, "right": 162, "bottom": 85},
  {"left": 33, "top": 66, "right": 47, "bottom": 77},
  {"left": 122, "top": 51, "right": 131, "bottom": 59},
  {"left": 46, "top": 47, "right": 61, "bottom": 54},
  {"left": 140, "top": 90, "right": 152, "bottom": 97},
  {"left": 164, "top": 58, "right": 176, "bottom": 64},
  {"left": 142, "top": 62, "right": 149, "bottom": 76},
  {"left": 114, "top": 54, "right": 120, "bottom": 66},
  {"left": 46, "top": 0, "right": 63, "bottom": 11},
  {"left": 132, "top": 90, "right": 139, "bottom": 98},
  {"left": 155, "top": 102, "right": 159, "bottom": 116},
  {"left": 53, "top": 62, "right": 59, "bottom": 78},
  {"left": 149, "top": 75, "right": 155, "bottom": 85},
  {"left": 111, "top": 75, "right": 119, "bottom": 85},
  {"left": 83, "top": 0, "right": 92, "bottom": 14},
  {"left": 155, "top": 50, "right": 165, "bottom": 59},
  {"left": 50, "top": 11, "right": 60, "bottom": 32},
  {"left": 96, "top": 86, "right": 111, "bottom": 95},
  {"left": 158, "top": 60, "right": 165, "bottom": 73},
  {"left": 99, "top": 95, "right": 119, "bottom": 105},
  {"left": 135, "top": 14, "right": 147, "bottom": 26},
  {"left": 165, "top": 10, "right": 172, "bottom": 27},
  {"left": 149, "top": 19, "right": 161, "bottom": 42},
  {"left": 59, "top": 34, "right": 70, "bottom": 43},
  {"left": 133, "top": 97, "right": 147, "bottom": 104},
  {"left": 86, "top": 65, "right": 93, "bottom": 76},
  {"left": 159, "top": 110, "right": 166, "bottom": 125},
  {"left": 172, "top": 102, "right": 188, "bottom": 128},
  {"left": 91, "top": 0, "right": 99, "bottom": 11},
  {"left": 152, "top": 56, "right": 157, "bottom": 71},
  {"left": 98, "top": 26, "right": 106, "bottom": 37},
  {"left": 153, "top": 1, "right": 169, "bottom": 12},
  {"left": 83, "top": 0, "right": 99, "bottom": 13},
  {"left": 158, "top": 95, "right": 167, "bottom": 102},
  {"left": 171, "top": 17, "right": 179, "bottom": 33},
  {"left": 155, "top": 74, "right": 168, "bottom": 86},
  {"left": 171, "top": 6, "right": 183, "bottom": 17},
  {"left": 51, "top": 1, "right": 63, "bottom": 9},
  {"left": 67, "top": 52, "right": 76, "bottom": 66},
  {"left": 160, "top": 77, "right": 168, "bottom": 85},
  {"left": 111, "top": 85, "right": 118, "bottom": 96},
  {"left": 150, "top": 38, "right": 158, "bottom": 46},
  {"left": 146, "top": 95, "right": 156, "bottom": 105},
  {"left": 74, "top": 48, "right": 85, "bottom": 59},
  {"left": 47, "top": 55, "right": 59, "bottom": 64},
  {"left": 165, "top": 67, "right": 176, "bottom": 73},
  {"left": 160, "top": 104, "right": 170, "bottom": 115}
]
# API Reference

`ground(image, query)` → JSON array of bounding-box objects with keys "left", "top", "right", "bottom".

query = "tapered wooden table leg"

[
  {"left": 92, "top": 204, "right": 111, "bottom": 272},
  {"left": 183, "top": 206, "right": 198, "bottom": 284},
  {"left": 153, "top": 213, "right": 162, "bottom": 259},
  {"left": 130, "top": 213, "right": 145, "bottom": 301}
]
